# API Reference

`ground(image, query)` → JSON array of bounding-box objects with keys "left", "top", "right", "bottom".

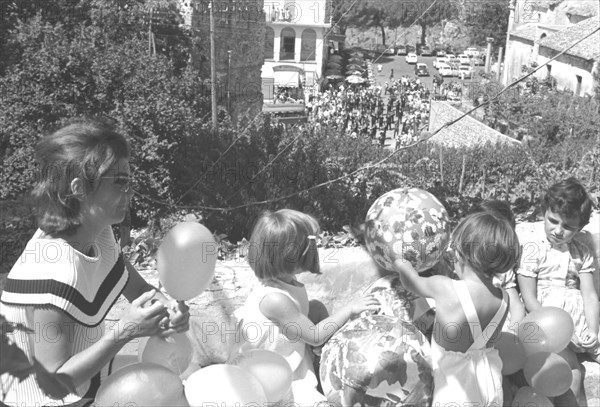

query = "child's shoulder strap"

[{"left": 451, "top": 280, "right": 482, "bottom": 341}]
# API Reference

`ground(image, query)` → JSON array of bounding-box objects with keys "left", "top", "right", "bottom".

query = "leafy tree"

[{"left": 463, "top": 0, "right": 509, "bottom": 46}]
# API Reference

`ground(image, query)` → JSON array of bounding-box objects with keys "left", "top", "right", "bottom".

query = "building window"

[
  {"left": 280, "top": 27, "right": 296, "bottom": 60},
  {"left": 300, "top": 29, "right": 316, "bottom": 61},
  {"left": 575, "top": 75, "right": 582, "bottom": 96},
  {"left": 265, "top": 27, "right": 274, "bottom": 59}
]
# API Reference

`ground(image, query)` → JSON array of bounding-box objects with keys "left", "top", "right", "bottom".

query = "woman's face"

[{"left": 80, "top": 157, "right": 133, "bottom": 230}]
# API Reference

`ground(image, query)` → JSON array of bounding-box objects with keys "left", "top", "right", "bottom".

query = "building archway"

[
  {"left": 280, "top": 27, "right": 296, "bottom": 60},
  {"left": 300, "top": 28, "right": 316, "bottom": 61},
  {"left": 265, "top": 26, "right": 275, "bottom": 59}
]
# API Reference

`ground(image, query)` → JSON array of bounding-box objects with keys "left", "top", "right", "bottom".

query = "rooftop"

[
  {"left": 427, "top": 101, "right": 522, "bottom": 149},
  {"left": 539, "top": 16, "right": 600, "bottom": 60},
  {"left": 509, "top": 24, "right": 538, "bottom": 41}
]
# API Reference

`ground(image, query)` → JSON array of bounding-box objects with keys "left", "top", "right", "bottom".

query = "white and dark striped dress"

[{"left": 0, "top": 227, "right": 129, "bottom": 406}]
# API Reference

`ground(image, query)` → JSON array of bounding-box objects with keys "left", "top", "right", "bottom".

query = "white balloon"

[
  {"left": 184, "top": 364, "right": 268, "bottom": 406},
  {"left": 158, "top": 222, "right": 218, "bottom": 300},
  {"left": 139, "top": 333, "right": 193, "bottom": 375}
]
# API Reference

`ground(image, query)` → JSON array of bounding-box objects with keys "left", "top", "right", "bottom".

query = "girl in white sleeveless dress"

[
  {"left": 393, "top": 211, "right": 521, "bottom": 406},
  {"left": 230, "top": 209, "right": 380, "bottom": 406}
]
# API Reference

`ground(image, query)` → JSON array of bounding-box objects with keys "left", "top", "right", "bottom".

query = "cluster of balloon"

[
  {"left": 138, "top": 332, "right": 193, "bottom": 375},
  {"left": 493, "top": 306, "right": 575, "bottom": 401},
  {"left": 95, "top": 363, "right": 188, "bottom": 406},
  {"left": 229, "top": 349, "right": 293, "bottom": 403},
  {"left": 157, "top": 222, "right": 218, "bottom": 301},
  {"left": 364, "top": 188, "right": 450, "bottom": 272},
  {"left": 184, "top": 364, "right": 268, "bottom": 406}
]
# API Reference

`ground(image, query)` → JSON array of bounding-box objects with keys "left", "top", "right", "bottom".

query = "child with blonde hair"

[
  {"left": 230, "top": 209, "right": 380, "bottom": 405},
  {"left": 394, "top": 211, "right": 521, "bottom": 406}
]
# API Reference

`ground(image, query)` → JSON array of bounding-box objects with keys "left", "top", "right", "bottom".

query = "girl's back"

[{"left": 434, "top": 279, "right": 507, "bottom": 353}]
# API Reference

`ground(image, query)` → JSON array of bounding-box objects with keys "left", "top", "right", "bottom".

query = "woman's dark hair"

[{"left": 31, "top": 118, "right": 130, "bottom": 235}]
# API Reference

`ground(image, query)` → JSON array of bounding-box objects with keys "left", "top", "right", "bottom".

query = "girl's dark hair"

[
  {"left": 451, "top": 212, "right": 521, "bottom": 277},
  {"left": 472, "top": 199, "right": 516, "bottom": 229},
  {"left": 542, "top": 177, "right": 593, "bottom": 227},
  {"left": 31, "top": 118, "right": 130, "bottom": 235}
]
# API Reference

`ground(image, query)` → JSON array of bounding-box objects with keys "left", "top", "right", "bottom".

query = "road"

[{"left": 366, "top": 53, "right": 486, "bottom": 148}]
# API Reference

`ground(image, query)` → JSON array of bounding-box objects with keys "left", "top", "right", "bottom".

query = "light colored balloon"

[
  {"left": 523, "top": 352, "right": 573, "bottom": 398},
  {"left": 139, "top": 333, "right": 193, "bottom": 375},
  {"left": 184, "top": 364, "right": 268, "bottom": 407},
  {"left": 230, "top": 349, "right": 293, "bottom": 402},
  {"left": 492, "top": 330, "right": 527, "bottom": 375},
  {"left": 95, "top": 362, "right": 188, "bottom": 407},
  {"left": 157, "top": 222, "right": 218, "bottom": 300},
  {"left": 511, "top": 386, "right": 553, "bottom": 407},
  {"left": 518, "top": 307, "right": 574, "bottom": 355}
]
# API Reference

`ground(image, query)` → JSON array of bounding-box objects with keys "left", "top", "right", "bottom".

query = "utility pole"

[
  {"left": 210, "top": 0, "right": 218, "bottom": 128},
  {"left": 485, "top": 37, "right": 494, "bottom": 74},
  {"left": 148, "top": 7, "right": 153, "bottom": 55},
  {"left": 227, "top": 49, "right": 232, "bottom": 115},
  {"left": 503, "top": 0, "right": 517, "bottom": 85},
  {"left": 497, "top": 47, "right": 503, "bottom": 81}
]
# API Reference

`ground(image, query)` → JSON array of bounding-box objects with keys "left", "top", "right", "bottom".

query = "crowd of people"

[{"left": 306, "top": 74, "right": 432, "bottom": 149}]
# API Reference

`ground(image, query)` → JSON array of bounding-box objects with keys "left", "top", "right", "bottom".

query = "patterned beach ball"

[
  {"left": 320, "top": 314, "right": 433, "bottom": 407},
  {"left": 364, "top": 188, "right": 450, "bottom": 272}
]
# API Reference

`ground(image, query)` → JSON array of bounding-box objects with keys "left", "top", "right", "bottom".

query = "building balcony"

[{"left": 264, "top": 0, "right": 332, "bottom": 26}]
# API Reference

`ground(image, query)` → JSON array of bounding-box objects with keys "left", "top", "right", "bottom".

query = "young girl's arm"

[
  {"left": 506, "top": 287, "right": 526, "bottom": 325},
  {"left": 392, "top": 259, "right": 452, "bottom": 299},
  {"left": 579, "top": 272, "right": 600, "bottom": 348},
  {"left": 260, "top": 293, "right": 379, "bottom": 347},
  {"left": 516, "top": 274, "right": 541, "bottom": 312}
]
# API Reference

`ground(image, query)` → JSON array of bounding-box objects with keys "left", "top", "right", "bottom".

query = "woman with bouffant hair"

[{"left": 0, "top": 118, "right": 190, "bottom": 406}]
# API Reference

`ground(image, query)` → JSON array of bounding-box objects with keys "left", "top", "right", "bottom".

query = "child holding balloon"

[
  {"left": 393, "top": 211, "right": 521, "bottom": 406},
  {"left": 230, "top": 209, "right": 380, "bottom": 405},
  {"left": 517, "top": 177, "right": 599, "bottom": 405}
]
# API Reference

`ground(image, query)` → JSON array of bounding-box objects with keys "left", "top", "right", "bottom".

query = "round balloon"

[
  {"left": 157, "top": 222, "right": 218, "bottom": 300},
  {"left": 523, "top": 352, "right": 572, "bottom": 398},
  {"left": 511, "top": 386, "right": 553, "bottom": 407},
  {"left": 230, "top": 349, "right": 293, "bottom": 403},
  {"left": 320, "top": 313, "right": 433, "bottom": 406},
  {"left": 518, "top": 307, "right": 574, "bottom": 355},
  {"left": 364, "top": 188, "right": 450, "bottom": 272},
  {"left": 184, "top": 364, "right": 268, "bottom": 406},
  {"left": 138, "top": 333, "right": 193, "bottom": 375},
  {"left": 492, "top": 330, "right": 527, "bottom": 375},
  {"left": 95, "top": 363, "right": 188, "bottom": 407}
]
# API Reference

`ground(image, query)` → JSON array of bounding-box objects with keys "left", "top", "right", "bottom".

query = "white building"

[
  {"left": 503, "top": 0, "right": 599, "bottom": 96},
  {"left": 261, "top": 0, "right": 332, "bottom": 101}
]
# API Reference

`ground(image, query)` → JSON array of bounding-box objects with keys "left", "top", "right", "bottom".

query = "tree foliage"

[{"left": 463, "top": 0, "right": 509, "bottom": 47}]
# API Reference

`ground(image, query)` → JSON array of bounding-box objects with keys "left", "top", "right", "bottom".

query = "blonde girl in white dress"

[{"left": 230, "top": 209, "right": 380, "bottom": 406}]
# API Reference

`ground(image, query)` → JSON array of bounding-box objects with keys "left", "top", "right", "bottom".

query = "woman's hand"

[
  {"left": 580, "top": 331, "right": 599, "bottom": 351},
  {"left": 115, "top": 289, "right": 169, "bottom": 342},
  {"left": 161, "top": 300, "right": 191, "bottom": 336}
]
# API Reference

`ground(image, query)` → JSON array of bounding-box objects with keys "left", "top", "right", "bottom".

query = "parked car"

[
  {"left": 448, "top": 62, "right": 461, "bottom": 76},
  {"left": 414, "top": 63, "right": 429, "bottom": 76},
  {"left": 405, "top": 52, "right": 418, "bottom": 64},
  {"left": 472, "top": 56, "right": 485, "bottom": 66},
  {"left": 435, "top": 49, "right": 447, "bottom": 58},
  {"left": 384, "top": 46, "right": 395, "bottom": 55},
  {"left": 438, "top": 63, "right": 454, "bottom": 77},
  {"left": 396, "top": 45, "right": 407, "bottom": 55},
  {"left": 433, "top": 57, "right": 447, "bottom": 69},
  {"left": 458, "top": 54, "right": 471, "bottom": 65},
  {"left": 445, "top": 53, "right": 456, "bottom": 60},
  {"left": 421, "top": 45, "right": 433, "bottom": 56},
  {"left": 458, "top": 65, "right": 476, "bottom": 79},
  {"left": 464, "top": 47, "right": 480, "bottom": 58},
  {"left": 406, "top": 45, "right": 416, "bottom": 54}
]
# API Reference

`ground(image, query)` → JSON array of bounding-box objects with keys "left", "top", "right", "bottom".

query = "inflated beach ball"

[
  {"left": 319, "top": 314, "right": 433, "bottom": 406},
  {"left": 364, "top": 188, "right": 450, "bottom": 272}
]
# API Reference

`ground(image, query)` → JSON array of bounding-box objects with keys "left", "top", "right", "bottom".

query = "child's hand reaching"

[
  {"left": 580, "top": 331, "right": 599, "bottom": 350},
  {"left": 348, "top": 294, "right": 380, "bottom": 317}
]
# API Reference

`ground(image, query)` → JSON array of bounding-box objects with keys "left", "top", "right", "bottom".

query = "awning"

[{"left": 273, "top": 70, "right": 300, "bottom": 87}]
